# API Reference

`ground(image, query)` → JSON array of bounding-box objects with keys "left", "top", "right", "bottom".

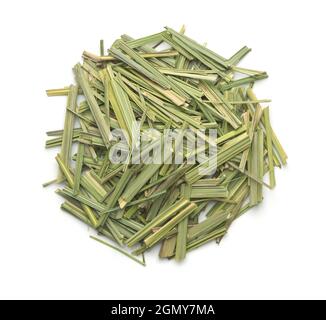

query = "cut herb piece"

[
  {"left": 263, "top": 107, "right": 276, "bottom": 188},
  {"left": 90, "top": 236, "right": 145, "bottom": 266},
  {"left": 175, "top": 217, "right": 188, "bottom": 261},
  {"left": 74, "top": 63, "right": 111, "bottom": 148},
  {"left": 73, "top": 142, "right": 84, "bottom": 195}
]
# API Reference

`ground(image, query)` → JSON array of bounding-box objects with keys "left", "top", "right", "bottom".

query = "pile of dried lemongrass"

[{"left": 45, "top": 26, "right": 287, "bottom": 265}]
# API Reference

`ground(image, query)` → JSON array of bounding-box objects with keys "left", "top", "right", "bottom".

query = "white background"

[{"left": 0, "top": 0, "right": 325, "bottom": 300}]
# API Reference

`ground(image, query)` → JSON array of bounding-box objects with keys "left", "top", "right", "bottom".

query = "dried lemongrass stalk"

[{"left": 44, "top": 26, "right": 287, "bottom": 264}]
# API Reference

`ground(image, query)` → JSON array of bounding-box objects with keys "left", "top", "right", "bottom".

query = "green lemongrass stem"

[
  {"left": 190, "top": 186, "right": 229, "bottom": 199},
  {"left": 213, "top": 99, "right": 272, "bottom": 105},
  {"left": 97, "top": 168, "right": 135, "bottom": 227},
  {"left": 187, "top": 211, "right": 228, "bottom": 242},
  {"left": 100, "top": 39, "right": 104, "bottom": 56},
  {"left": 90, "top": 236, "right": 145, "bottom": 266},
  {"left": 157, "top": 68, "right": 218, "bottom": 82},
  {"left": 159, "top": 236, "right": 177, "bottom": 258},
  {"left": 250, "top": 132, "right": 259, "bottom": 206},
  {"left": 228, "top": 46, "right": 251, "bottom": 65},
  {"left": 61, "top": 201, "right": 116, "bottom": 242},
  {"left": 118, "top": 123, "right": 187, "bottom": 208},
  {"left": 271, "top": 129, "right": 288, "bottom": 165},
  {"left": 74, "top": 63, "right": 111, "bottom": 148},
  {"left": 42, "top": 178, "right": 58, "bottom": 188},
  {"left": 227, "top": 161, "right": 271, "bottom": 189},
  {"left": 110, "top": 44, "right": 171, "bottom": 90},
  {"left": 56, "top": 187, "right": 106, "bottom": 211},
  {"left": 165, "top": 27, "right": 229, "bottom": 69},
  {"left": 45, "top": 134, "right": 80, "bottom": 148},
  {"left": 126, "top": 198, "right": 190, "bottom": 247},
  {"left": 106, "top": 66, "right": 136, "bottom": 144},
  {"left": 61, "top": 201, "right": 91, "bottom": 225},
  {"left": 55, "top": 154, "right": 98, "bottom": 225},
  {"left": 73, "top": 142, "right": 84, "bottom": 195},
  {"left": 101, "top": 190, "right": 168, "bottom": 215},
  {"left": 175, "top": 217, "right": 188, "bottom": 261},
  {"left": 199, "top": 81, "right": 241, "bottom": 129},
  {"left": 46, "top": 128, "right": 82, "bottom": 137},
  {"left": 231, "top": 66, "right": 266, "bottom": 76},
  {"left": 61, "top": 201, "right": 115, "bottom": 241},
  {"left": 257, "top": 128, "right": 264, "bottom": 202},
  {"left": 118, "top": 164, "right": 161, "bottom": 209},
  {"left": 143, "top": 202, "right": 197, "bottom": 248},
  {"left": 263, "top": 107, "right": 276, "bottom": 188},
  {"left": 46, "top": 88, "right": 71, "bottom": 96},
  {"left": 99, "top": 69, "right": 111, "bottom": 139},
  {"left": 82, "top": 50, "right": 178, "bottom": 63},
  {"left": 219, "top": 73, "right": 268, "bottom": 91},
  {"left": 58, "top": 85, "right": 78, "bottom": 179},
  {"left": 187, "top": 227, "right": 227, "bottom": 252}
]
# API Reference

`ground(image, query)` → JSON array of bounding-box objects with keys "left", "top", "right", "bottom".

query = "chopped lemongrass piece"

[
  {"left": 90, "top": 236, "right": 145, "bottom": 266},
  {"left": 175, "top": 217, "right": 188, "bottom": 261},
  {"left": 263, "top": 107, "right": 276, "bottom": 188}
]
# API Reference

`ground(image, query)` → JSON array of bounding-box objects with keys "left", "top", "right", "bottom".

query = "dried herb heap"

[{"left": 45, "top": 26, "right": 287, "bottom": 265}]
